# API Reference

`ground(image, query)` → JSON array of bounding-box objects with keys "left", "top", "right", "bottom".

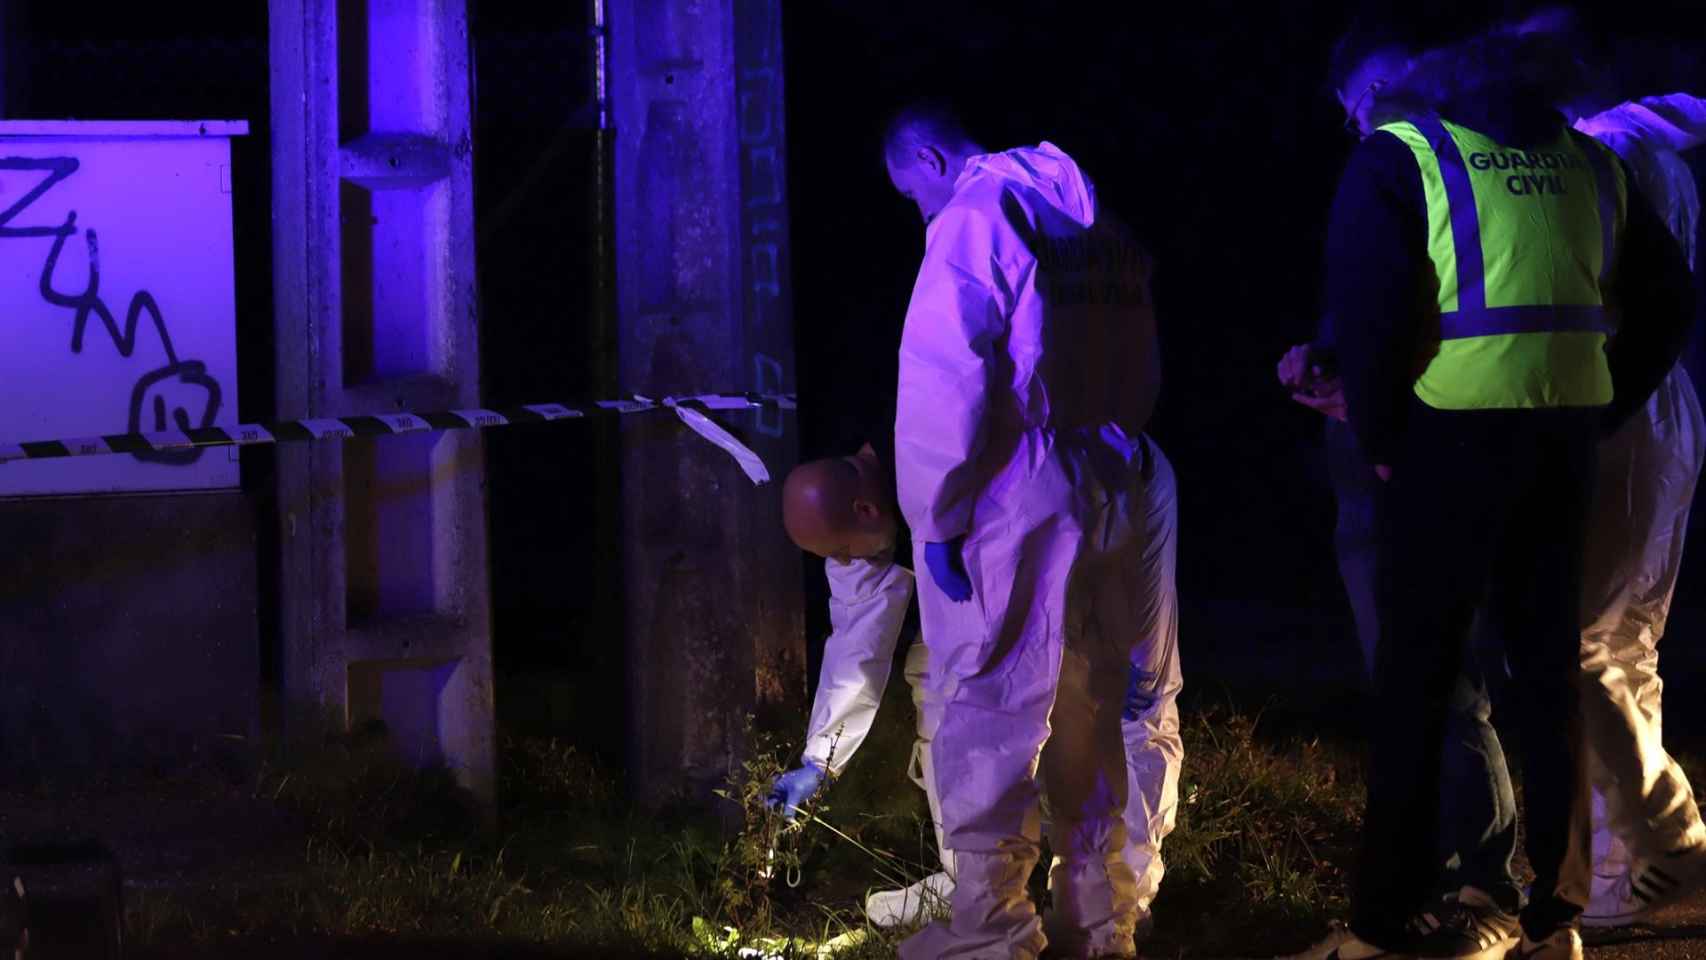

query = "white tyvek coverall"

[
  {"left": 801, "top": 472, "right": 1182, "bottom": 926},
  {"left": 1574, "top": 94, "right": 1706, "bottom": 876},
  {"left": 894, "top": 142, "right": 1171, "bottom": 960}
]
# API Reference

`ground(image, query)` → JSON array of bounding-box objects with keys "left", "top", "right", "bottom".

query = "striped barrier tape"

[{"left": 0, "top": 391, "right": 797, "bottom": 485}]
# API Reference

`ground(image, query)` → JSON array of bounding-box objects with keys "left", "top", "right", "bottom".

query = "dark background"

[{"left": 4, "top": 1, "right": 1705, "bottom": 770}]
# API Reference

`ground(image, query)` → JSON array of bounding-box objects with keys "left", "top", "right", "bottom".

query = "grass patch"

[
  {"left": 1147, "top": 707, "right": 1363, "bottom": 955},
  {"left": 119, "top": 701, "right": 1362, "bottom": 958}
]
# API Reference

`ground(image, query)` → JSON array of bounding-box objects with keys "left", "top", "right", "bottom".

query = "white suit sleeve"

[
  {"left": 1577, "top": 95, "right": 1706, "bottom": 159},
  {"left": 894, "top": 198, "right": 1024, "bottom": 542},
  {"left": 800, "top": 556, "right": 915, "bottom": 774},
  {"left": 1611, "top": 95, "right": 1706, "bottom": 153}
]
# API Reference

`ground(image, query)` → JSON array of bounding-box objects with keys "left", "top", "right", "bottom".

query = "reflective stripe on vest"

[{"left": 1378, "top": 116, "right": 1626, "bottom": 410}]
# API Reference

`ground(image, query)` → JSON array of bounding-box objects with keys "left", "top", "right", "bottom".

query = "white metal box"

[{"left": 0, "top": 120, "right": 248, "bottom": 496}]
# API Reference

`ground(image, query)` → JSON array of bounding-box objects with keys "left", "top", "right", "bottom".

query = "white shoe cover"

[{"left": 865, "top": 870, "right": 955, "bottom": 928}]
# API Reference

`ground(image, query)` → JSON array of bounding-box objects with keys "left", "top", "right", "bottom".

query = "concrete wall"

[{"left": 0, "top": 494, "right": 257, "bottom": 777}]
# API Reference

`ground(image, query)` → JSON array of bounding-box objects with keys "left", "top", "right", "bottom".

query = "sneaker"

[
  {"left": 1505, "top": 928, "right": 1582, "bottom": 960},
  {"left": 1406, "top": 887, "right": 1520, "bottom": 959},
  {"left": 1581, "top": 843, "right": 1706, "bottom": 928},
  {"left": 864, "top": 870, "right": 954, "bottom": 928}
]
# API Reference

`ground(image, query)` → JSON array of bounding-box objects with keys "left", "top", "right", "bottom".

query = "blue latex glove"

[
  {"left": 924, "top": 539, "right": 973, "bottom": 603},
  {"left": 767, "top": 762, "right": 826, "bottom": 819}
]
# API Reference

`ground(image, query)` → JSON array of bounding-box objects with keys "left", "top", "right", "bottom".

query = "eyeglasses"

[{"left": 1342, "top": 79, "right": 1386, "bottom": 136}]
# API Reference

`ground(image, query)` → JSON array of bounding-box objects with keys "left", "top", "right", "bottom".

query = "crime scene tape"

[{"left": 0, "top": 392, "right": 797, "bottom": 486}]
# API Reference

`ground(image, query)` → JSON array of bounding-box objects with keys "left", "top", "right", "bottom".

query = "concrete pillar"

[
  {"left": 269, "top": 0, "right": 494, "bottom": 807},
  {"left": 609, "top": 0, "right": 805, "bottom": 806}
]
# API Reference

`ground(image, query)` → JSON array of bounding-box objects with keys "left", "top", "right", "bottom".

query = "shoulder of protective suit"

[
  {"left": 941, "top": 173, "right": 1012, "bottom": 218},
  {"left": 930, "top": 180, "right": 1036, "bottom": 258}
]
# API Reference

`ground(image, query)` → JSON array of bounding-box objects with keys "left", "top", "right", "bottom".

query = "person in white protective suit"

[
  {"left": 885, "top": 100, "right": 1176, "bottom": 959},
  {"left": 771, "top": 418, "right": 1182, "bottom": 934},
  {"left": 1565, "top": 90, "right": 1706, "bottom": 926}
]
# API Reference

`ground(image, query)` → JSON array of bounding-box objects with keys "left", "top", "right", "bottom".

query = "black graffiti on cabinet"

[{"left": 0, "top": 156, "right": 222, "bottom": 465}]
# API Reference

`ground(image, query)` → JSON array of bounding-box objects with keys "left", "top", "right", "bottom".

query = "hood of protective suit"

[
  {"left": 1371, "top": 31, "right": 1586, "bottom": 147},
  {"left": 952, "top": 142, "right": 1097, "bottom": 229}
]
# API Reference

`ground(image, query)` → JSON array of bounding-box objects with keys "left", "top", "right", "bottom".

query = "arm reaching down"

[
  {"left": 894, "top": 198, "right": 1018, "bottom": 544},
  {"left": 797, "top": 555, "right": 916, "bottom": 774},
  {"left": 1326, "top": 132, "right": 1429, "bottom": 467}
]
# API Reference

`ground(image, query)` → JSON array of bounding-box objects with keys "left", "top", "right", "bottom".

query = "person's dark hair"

[
  {"left": 882, "top": 98, "right": 981, "bottom": 162},
  {"left": 1327, "top": 21, "right": 1416, "bottom": 95},
  {"left": 1371, "top": 27, "right": 1590, "bottom": 126}
]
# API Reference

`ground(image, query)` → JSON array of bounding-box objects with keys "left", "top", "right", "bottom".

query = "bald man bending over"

[
  {"left": 776, "top": 433, "right": 954, "bottom": 928},
  {"left": 775, "top": 408, "right": 1184, "bottom": 942}
]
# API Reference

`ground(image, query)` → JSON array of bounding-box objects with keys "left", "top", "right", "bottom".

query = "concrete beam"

[
  {"left": 609, "top": 0, "right": 805, "bottom": 807},
  {"left": 270, "top": 0, "right": 494, "bottom": 811},
  {"left": 340, "top": 132, "right": 453, "bottom": 189}
]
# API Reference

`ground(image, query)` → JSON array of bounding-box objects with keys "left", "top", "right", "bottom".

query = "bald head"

[{"left": 782, "top": 451, "right": 898, "bottom": 562}]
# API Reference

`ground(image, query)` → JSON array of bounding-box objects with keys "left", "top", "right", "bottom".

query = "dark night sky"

[{"left": 4, "top": 1, "right": 1705, "bottom": 764}]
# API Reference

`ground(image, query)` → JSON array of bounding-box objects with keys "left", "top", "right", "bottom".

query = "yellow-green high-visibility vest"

[{"left": 1378, "top": 115, "right": 1627, "bottom": 409}]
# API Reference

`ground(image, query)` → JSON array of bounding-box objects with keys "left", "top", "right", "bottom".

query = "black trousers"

[
  {"left": 1327, "top": 418, "right": 1521, "bottom": 910},
  {"left": 1351, "top": 403, "right": 1597, "bottom": 945}
]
